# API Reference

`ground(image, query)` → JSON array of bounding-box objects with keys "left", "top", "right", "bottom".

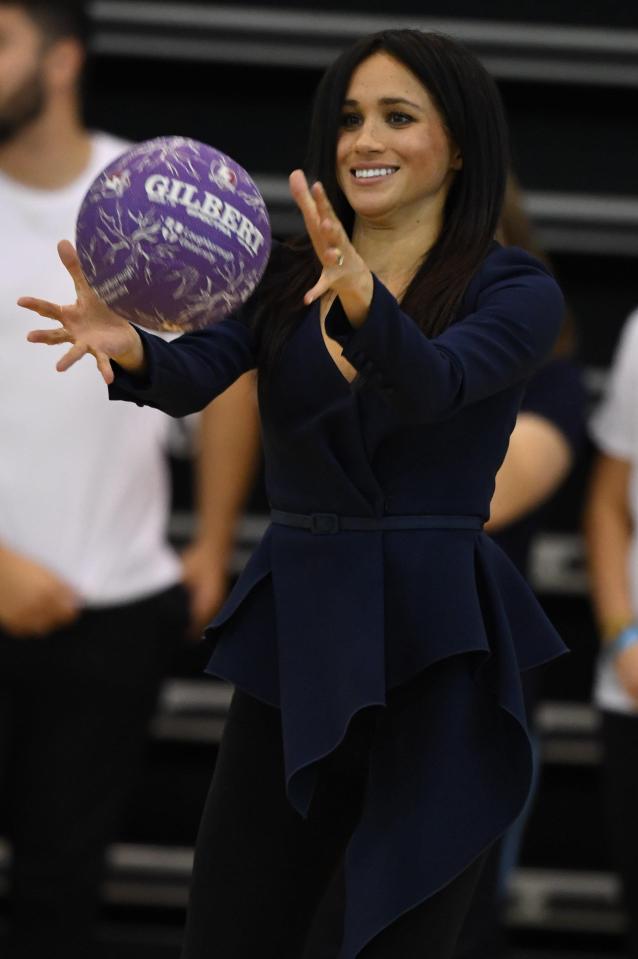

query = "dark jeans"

[
  {"left": 182, "top": 687, "right": 489, "bottom": 959},
  {"left": 601, "top": 710, "right": 638, "bottom": 959},
  {"left": 0, "top": 583, "right": 189, "bottom": 959}
]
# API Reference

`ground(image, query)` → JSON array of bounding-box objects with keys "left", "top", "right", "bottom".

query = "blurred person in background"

[
  {"left": 585, "top": 304, "right": 638, "bottom": 959},
  {"left": 0, "top": 2, "right": 260, "bottom": 956}
]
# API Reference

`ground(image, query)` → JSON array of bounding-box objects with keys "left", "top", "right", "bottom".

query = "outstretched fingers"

[
  {"left": 314, "top": 184, "right": 350, "bottom": 256},
  {"left": 18, "top": 297, "right": 63, "bottom": 322},
  {"left": 56, "top": 342, "right": 88, "bottom": 373},
  {"left": 304, "top": 275, "right": 331, "bottom": 305},
  {"left": 312, "top": 181, "right": 340, "bottom": 228},
  {"left": 95, "top": 351, "right": 114, "bottom": 386},
  {"left": 319, "top": 217, "right": 346, "bottom": 258},
  {"left": 292, "top": 169, "right": 365, "bottom": 307},
  {"left": 289, "top": 170, "right": 323, "bottom": 247},
  {"left": 27, "top": 327, "right": 72, "bottom": 346},
  {"left": 57, "top": 240, "right": 91, "bottom": 301}
]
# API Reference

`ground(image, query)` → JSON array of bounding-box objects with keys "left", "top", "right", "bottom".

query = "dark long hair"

[
  {"left": 497, "top": 173, "right": 575, "bottom": 358},
  {"left": 254, "top": 30, "right": 509, "bottom": 380}
]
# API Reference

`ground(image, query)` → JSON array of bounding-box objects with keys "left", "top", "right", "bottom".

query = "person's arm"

[
  {"left": 20, "top": 240, "right": 257, "bottom": 416},
  {"left": 584, "top": 454, "right": 634, "bottom": 632},
  {"left": 180, "top": 371, "right": 262, "bottom": 634},
  {"left": 485, "top": 413, "right": 573, "bottom": 531},
  {"left": 21, "top": 240, "right": 147, "bottom": 382},
  {"left": 583, "top": 453, "right": 638, "bottom": 702},
  {"left": 325, "top": 256, "right": 562, "bottom": 424},
  {"left": 0, "top": 543, "right": 79, "bottom": 637},
  {"left": 290, "top": 176, "right": 562, "bottom": 424},
  {"left": 108, "top": 318, "right": 257, "bottom": 418}
]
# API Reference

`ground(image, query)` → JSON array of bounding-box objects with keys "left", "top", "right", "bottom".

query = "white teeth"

[{"left": 353, "top": 167, "right": 398, "bottom": 179}]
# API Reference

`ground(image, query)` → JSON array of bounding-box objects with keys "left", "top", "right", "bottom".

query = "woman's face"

[{"left": 336, "top": 51, "right": 461, "bottom": 228}]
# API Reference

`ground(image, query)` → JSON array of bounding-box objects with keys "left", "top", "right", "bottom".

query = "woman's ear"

[{"left": 451, "top": 146, "right": 463, "bottom": 171}]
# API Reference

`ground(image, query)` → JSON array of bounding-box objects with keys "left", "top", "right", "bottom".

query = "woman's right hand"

[{"left": 18, "top": 239, "right": 145, "bottom": 385}]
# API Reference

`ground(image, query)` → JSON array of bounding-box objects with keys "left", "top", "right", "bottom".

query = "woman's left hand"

[{"left": 289, "top": 169, "right": 373, "bottom": 323}]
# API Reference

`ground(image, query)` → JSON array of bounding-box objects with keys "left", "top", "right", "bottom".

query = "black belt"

[{"left": 270, "top": 510, "right": 483, "bottom": 535}]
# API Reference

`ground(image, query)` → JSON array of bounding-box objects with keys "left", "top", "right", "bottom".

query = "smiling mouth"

[{"left": 351, "top": 166, "right": 399, "bottom": 180}]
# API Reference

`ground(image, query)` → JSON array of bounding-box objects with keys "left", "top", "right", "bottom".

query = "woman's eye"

[
  {"left": 387, "top": 111, "right": 413, "bottom": 125},
  {"left": 340, "top": 113, "right": 361, "bottom": 129}
]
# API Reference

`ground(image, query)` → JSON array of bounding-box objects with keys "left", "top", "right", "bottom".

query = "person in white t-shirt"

[
  {"left": 585, "top": 307, "right": 638, "bottom": 959},
  {"left": 0, "top": 3, "right": 261, "bottom": 956}
]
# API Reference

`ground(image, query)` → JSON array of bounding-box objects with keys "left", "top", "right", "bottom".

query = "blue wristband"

[{"left": 606, "top": 624, "right": 638, "bottom": 659}]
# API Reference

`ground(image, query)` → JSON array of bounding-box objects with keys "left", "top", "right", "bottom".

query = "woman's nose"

[{"left": 353, "top": 120, "right": 384, "bottom": 152}]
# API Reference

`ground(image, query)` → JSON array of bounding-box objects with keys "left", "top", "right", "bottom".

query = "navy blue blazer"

[{"left": 110, "top": 242, "right": 567, "bottom": 958}]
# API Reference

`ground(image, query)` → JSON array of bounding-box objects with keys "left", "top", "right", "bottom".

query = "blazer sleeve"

[
  {"left": 108, "top": 313, "right": 256, "bottom": 418},
  {"left": 325, "top": 245, "right": 564, "bottom": 424}
]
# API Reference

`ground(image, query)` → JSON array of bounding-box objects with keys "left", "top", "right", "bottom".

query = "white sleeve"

[
  {"left": 165, "top": 412, "right": 200, "bottom": 457},
  {"left": 590, "top": 308, "right": 638, "bottom": 460}
]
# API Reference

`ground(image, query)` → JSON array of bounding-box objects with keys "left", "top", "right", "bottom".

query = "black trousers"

[
  {"left": 182, "top": 686, "right": 489, "bottom": 959},
  {"left": 0, "top": 583, "right": 189, "bottom": 959},
  {"left": 601, "top": 710, "right": 638, "bottom": 959}
]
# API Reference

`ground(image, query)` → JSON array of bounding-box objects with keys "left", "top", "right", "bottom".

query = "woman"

[
  {"left": 302, "top": 174, "right": 586, "bottom": 959},
  {"left": 20, "top": 30, "right": 566, "bottom": 959}
]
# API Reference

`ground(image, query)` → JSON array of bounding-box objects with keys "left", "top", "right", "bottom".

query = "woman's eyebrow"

[{"left": 342, "top": 96, "right": 423, "bottom": 111}]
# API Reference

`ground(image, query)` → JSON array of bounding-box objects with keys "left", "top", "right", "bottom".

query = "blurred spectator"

[
  {"left": 585, "top": 305, "right": 638, "bottom": 959},
  {"left": 0, "top": 2, "right": 260, "bottom": 956}
]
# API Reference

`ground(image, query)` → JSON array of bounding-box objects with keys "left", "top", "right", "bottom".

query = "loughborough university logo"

[{"left": 210, "top": 158, "right": 238, "bottom": 192}]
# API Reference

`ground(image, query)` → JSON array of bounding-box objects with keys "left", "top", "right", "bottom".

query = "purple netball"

[{"left": 75, "top": 136, "right": 271, "bottom": 332}]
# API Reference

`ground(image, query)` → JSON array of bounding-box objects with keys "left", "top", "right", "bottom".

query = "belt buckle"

[{"left": 310, "top": 513, "right": 340, "bottom": 534}]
